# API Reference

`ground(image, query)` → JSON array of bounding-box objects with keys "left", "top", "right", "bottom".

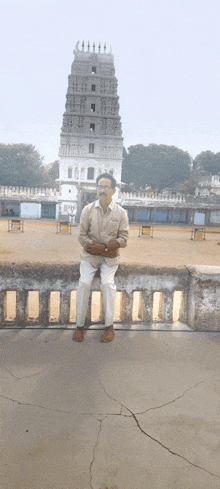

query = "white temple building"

[{"left": 57, "top": 41, "right": 124, "bottom": 221}]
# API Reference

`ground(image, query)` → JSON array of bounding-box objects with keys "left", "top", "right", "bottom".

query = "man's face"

[{"left": 97, "top": 177, "right": 116, "bottom": 205}]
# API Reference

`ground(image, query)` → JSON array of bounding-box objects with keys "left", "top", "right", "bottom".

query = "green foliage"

[
  {"left": 43, "top": 160, "right": 59, "bottom": 188},
  {"left": 177, "top": 171, "right": 199, "bottom": 193},
  {"left": 193, "top": 151, "right": 220, "bottom": 176},
  {"left": 0, "top": 144, "right": 46, "bottom": 186},
  {"left": 122, "top": 144, "right": 191, "bottom": 191}
]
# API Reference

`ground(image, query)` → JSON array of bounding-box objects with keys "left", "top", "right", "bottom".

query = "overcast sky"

[{"left": 1, "top": 0, "right": 220, "bottom": 165}]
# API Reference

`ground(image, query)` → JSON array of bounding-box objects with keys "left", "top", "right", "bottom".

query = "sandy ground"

[{"left": 0, "top": 219, "right": 220, "bottom": 267}]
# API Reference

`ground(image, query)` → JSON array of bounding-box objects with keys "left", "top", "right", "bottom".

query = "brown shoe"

[
  {"left": 72, "top": 327, "right": 84, "bottom": 342},
  {"left": 100, "top": 325, "right": 114, "bottom": 343}
]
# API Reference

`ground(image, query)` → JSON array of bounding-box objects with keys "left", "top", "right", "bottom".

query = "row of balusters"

[{"left": 0, "top": 290, "right": 185, "bottom": 326}]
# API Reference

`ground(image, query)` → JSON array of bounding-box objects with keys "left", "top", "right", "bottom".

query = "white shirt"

[{"left": 78, "top": 199, "right": 129, "bottom": 266}]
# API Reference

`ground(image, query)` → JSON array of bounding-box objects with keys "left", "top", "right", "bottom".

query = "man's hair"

[{"left": 96, "top": 173, "right": 117, "bottom": 189}]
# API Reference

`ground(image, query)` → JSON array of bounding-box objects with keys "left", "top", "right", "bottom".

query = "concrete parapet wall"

[
  {"left": 0, "top": 263, "right": 219, "bottom": 330},
  {"left": 187, "top": 266, "right": 220, "bottom": 331}
]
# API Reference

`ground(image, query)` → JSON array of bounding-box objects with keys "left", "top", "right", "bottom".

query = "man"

[{"left": 73, "top": 173, "right": 129, "bottom": 343}]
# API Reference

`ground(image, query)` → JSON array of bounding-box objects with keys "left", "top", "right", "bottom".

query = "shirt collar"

[{"left": 95, "top": 199, "right": 115, "bottom": 211}]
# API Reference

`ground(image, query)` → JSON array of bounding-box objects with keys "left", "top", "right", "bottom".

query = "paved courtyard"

[
  {"left": 1, "top": 329, "right": 220, "bottom": 489},
  {"left": 1, "top": 219, "right": 220, "bottom": 488}
]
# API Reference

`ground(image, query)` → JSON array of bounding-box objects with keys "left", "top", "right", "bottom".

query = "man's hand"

[
  {"left": 105, "top": 240, "right": 120, "bottom": 251},
  {"left": 84, "top": 241, "right": 104, "bottom": 255},
  {"left": 102, "top": 249, "right": 118, "bottom": 258},
  {"left": 84, "top": 241, "right": 118, "bottom": 258}
]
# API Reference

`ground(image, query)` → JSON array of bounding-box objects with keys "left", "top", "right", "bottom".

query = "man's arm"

[
  {"left": 115, "top": 210, "right": 129, "bottom": 248},
  {"left": 78, "top": 206, "right": 94, "bottom": 248}
]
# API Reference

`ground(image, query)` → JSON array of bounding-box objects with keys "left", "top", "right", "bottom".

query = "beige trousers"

[{"left": 76, "top": 259, "right": 118, "bottom": 327}]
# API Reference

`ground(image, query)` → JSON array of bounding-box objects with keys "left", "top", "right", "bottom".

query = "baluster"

[
  {"left": 0, "top": 291, "right": 4, "bottom": 325},
  {"left": 16, "top": 290, "right": 27, "bottom": 326},
  {"left": 163, "top": 290, "right": 173, "bottom": 323},
  {"left": 142, "top": 290, "right": 153, "bottom": 322},
  {"left": 59, "top": 290, "right": 70, "bottom": 325},
  {"left": 121, "top": 291, "right": 133, "bottom": 323},
  {"left": 39, "top": 291, "right": 50, "bottom": 326}
]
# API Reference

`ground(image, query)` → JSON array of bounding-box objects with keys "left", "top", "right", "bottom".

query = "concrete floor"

[{"left": 1, "top": 328, "right": 220, "bottom": 489}]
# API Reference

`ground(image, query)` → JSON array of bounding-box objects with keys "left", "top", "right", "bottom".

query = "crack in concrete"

[
  {"left": 0, "top": 395, "right": 123, "bottom": 417},
  {"left": 126, "top": 406, "right": 220, "bottom": 480},
  {"left": 3, "top": 367, "right": 19, "bottom": 381},
  {"left": 97, "top": 376, "right": 121, "bottom": 407},
  {"left": 0, "top": 394, "right": 74, "bottom": 414},
  {"left": 136, "top": 373, "right": 219, "bottom": 415},
  {"left": 90, "top": 417, "right": 107, "bottom": 489},
  {"left": 3, "top": 367, "right": 43, "bottom": 383},
  {"left": 98, "top": 377, "right": 220, "bottom": 480}
]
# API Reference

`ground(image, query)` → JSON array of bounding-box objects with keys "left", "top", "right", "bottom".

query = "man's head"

[{"left": 96, "top": 173, "right": 117, "bottom": 207}]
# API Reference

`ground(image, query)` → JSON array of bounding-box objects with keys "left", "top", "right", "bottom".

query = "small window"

[
  {"left": 91, "top": 85, "right": 96, "bottom": 91},
  {"left": 69, "top": 189, "right": 71, "bottom": 193},
  {"left": 92, "top": 66, "right": 96, "bottom": 74},
  {"left": 91, "top": 104, "right": 95, "bottom": 112},
  {"left": 89, "top": 143, "right": 94, "bottom": 154},
  {"left": 109, "top": 170, "right": 114, "bottom": 176},
  {"left": 87, "top": 167, "right": 95, "bottom": 179},
  {"left": 68, "top": 167, "right": 72, "bottom": 178},
  {"left": 90, "top": 123, "right": 95, "bottom": 132}
]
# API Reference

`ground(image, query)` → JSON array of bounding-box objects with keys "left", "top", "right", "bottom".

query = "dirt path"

[{"left": 0, "top": 220, "right": 220, "bottom": 267}]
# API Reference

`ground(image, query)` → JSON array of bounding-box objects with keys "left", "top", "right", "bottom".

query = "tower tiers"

[{"left": 58, "top": 42, "right": 124, "bottom": 220}]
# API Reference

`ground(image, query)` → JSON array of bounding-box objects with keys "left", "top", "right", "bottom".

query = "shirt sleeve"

[
  {"left": 78, "top": 206, "right": 94, "bottom": 247},
  {"left": 116, "top": 210, "right": 129, "bottom": 248}
]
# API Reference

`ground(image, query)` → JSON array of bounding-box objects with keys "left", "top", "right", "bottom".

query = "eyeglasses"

[{"left": 97, "top": 185, "right": 112, "bottom": 191}]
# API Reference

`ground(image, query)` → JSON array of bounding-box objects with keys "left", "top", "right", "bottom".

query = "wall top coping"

[
  {"left": 0, "top": 263, "right": 219, "bottom": 272},
  {"left": 0, "top": 262, "right": 188, "bottom": 274},
  {"left": 186, "top": 265, "right": 220, "bottom": 276}
]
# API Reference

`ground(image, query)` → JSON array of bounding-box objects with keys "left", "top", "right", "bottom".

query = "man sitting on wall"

[{"left": 73, "top": 172, "right": 129, "bottom": 343}]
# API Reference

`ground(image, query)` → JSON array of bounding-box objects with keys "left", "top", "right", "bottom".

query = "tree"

[
  {"left": 193, "top": 151, "right": 220, "bottom": 176},
  {"left": 177, "top": 171, "right": 199, "bottom": 194},
  {"left": 43, "top": 160, "right": 59, "bottom": 188},
  {"left": 122, "top": 144, "right": 191, "bottom": 191},
  {"left": 0, "top": 144, "right": 46, "bottom": 186}
]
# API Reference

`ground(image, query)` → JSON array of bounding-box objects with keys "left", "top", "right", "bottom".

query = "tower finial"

[
  {"left": 93, "top": 42, "right": 95, "bottom": 52},
  {"left": 87, "top": 41, "right": 90, "bottom": 51},
  {"left": 98, "top": 42, "right": 101, "bottom": 52},
  {"left": 82, "top": 40, "right": 84, "bottom": 51},
  {"left": 104, "top": 43, "right": 106, "bottom": 53},
  {"left": 75, "top": 40, "right": 80, "bottom": 51}
]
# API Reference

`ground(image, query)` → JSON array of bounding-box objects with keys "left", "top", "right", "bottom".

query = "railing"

[
  {"left": 120, "top": 192, "right": 186, "bottom": 203},
  {"left": 0, "top": 264, "right": 219, "bottom": 330},
  {"left": 0, "top": 186, "right": 59, "bottom": 200}
]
